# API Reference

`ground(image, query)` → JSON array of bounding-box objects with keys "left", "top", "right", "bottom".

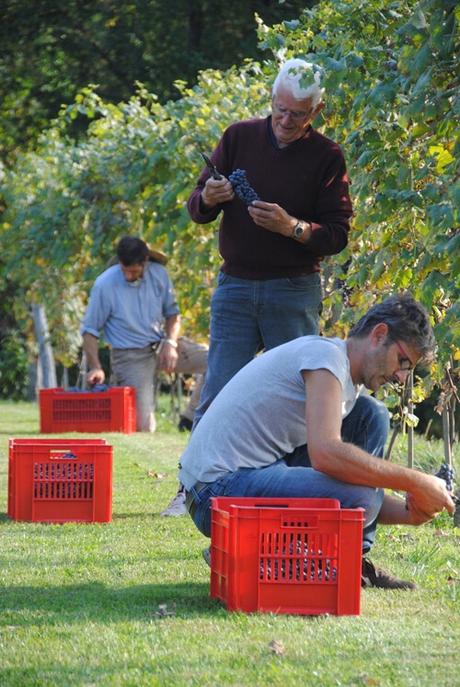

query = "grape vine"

[{"left": 0, "top": 0, "right": 458, "bottom": 399}]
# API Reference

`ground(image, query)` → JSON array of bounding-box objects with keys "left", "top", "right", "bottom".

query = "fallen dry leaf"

[
  {"left": 147, "top": 470, "right": 166, "bottom": 480},
  {"left": 154, "top": 603, "right": 176, "bottom": 618},
  {"left": 268, "top": 639, "right": 285, "bottom": 656},
  {"left": 358, "top": 674, "right": 380, "bottom": 686}
]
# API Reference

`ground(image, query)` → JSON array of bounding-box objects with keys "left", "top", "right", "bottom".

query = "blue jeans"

[
  {"left": 188, "top": 395, "right": 390, "bottom": 553},
  {"left": 193, "top": 271, "right": 322, "bottom": 426}
]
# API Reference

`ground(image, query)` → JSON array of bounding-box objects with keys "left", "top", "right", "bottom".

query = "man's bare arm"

[
  {"left": 82, "top": 332, "right": 105, "bottom": 385},
  {"left": 303, "top": 369, "right": 454, "bottom": 518}
]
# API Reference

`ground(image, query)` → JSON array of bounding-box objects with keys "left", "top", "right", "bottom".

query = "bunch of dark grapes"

[
  {"left": 229, "top": 169, "right": 260, "bottom": 205},
  {"left": 435, "top": 463, "right": 455, "bottom": 492}
]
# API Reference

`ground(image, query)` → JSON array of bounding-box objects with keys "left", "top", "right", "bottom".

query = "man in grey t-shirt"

[{"left": 179, "top": 294, "right": 455, "bottom": 589}]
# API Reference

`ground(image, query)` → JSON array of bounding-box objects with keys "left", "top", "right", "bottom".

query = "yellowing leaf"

[
  {"left": 428, "top": 145, "right": 454, "bottom": 173},
  {"left": 147, "top": 470, "right": 166, "bottom": 480}
]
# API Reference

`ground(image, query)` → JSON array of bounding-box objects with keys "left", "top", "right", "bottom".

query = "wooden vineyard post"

[{"left": 407, "top": 371, "right": 414, "bottom": 469}]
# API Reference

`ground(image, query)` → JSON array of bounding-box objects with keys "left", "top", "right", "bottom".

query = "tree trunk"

[
  {"left": 26, "top": 360, "right": 40, "bottom": 400},
  {"left": 442, "top": 407, "right": 452, "bottom": 468},
  {"left": 60, "top": 366, "right": 69, "bottom": 389},
  {"left": 187, "top": 0, "right": 203, "bottom": 51},
  {"left": 31, "top": 303, "right": 57, "bottom": 389}
]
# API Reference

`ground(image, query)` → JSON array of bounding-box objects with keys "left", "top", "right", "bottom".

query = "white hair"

[{"left": 272, "top": 58, "right": 324, "bottom": 107}]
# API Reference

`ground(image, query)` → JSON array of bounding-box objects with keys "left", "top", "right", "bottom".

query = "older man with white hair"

[
  {"left": 161, "top": 58, "right": 352, "bottom": 516},
  {"left": 188, "top": 57, "right": 353, "bottom": 423}
]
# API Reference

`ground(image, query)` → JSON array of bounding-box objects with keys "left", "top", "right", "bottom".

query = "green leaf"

[
  {"left": 427, "top": 204, "right": 454, "bottom": 233},
  {"left": 411, "top": 8, "right": 427, "bottom": 30}
]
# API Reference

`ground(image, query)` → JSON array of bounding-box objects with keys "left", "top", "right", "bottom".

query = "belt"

[{"left": 185, "top": 481, "right": 209, "bottom": 519}]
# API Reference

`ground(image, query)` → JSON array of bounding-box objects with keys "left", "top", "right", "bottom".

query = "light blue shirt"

[{"left": 81, "top": 262, "right": 179, "bottom": 348}]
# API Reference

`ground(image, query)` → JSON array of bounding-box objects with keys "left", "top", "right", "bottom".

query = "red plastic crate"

[
  {"left": 210, "top": 497, "right": 364, "bottom": 616},
  {"left": 8, "top": 438, "right": 113, "bottom": 523},
  {"left": 39, "top": 387, "right": 136, "bottom": 433}
]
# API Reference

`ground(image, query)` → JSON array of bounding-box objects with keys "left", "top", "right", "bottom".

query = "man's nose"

[
  {"left": 394, "top": 369, "right": 410, "bottom": 384},
  {"left": 280, "top": 112, "right": 294, "bottom": 123}
]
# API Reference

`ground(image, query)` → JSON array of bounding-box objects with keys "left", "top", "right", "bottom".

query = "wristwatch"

[
  {"left": 164, "top": 338, "right": 178, "bottom": 348},
  {"left": 291, "top": 220, "right": 306, "bottom": 240}
]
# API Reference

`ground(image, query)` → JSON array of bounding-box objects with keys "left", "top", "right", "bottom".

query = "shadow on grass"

[
  {"left": 112, "top": 512, "right": 164, "bottom": 519},
  {"left": 0, "top": 665, "right": 151, "bottom": 687},
  {"left": 0, "top": 512, "right": 189, "bottom": 523},
  {"left": 0, "top": 581, "right": 220, "bottom": 625},
  {"left": 0, "top": 429, "right": 39, "bottom": 437}
]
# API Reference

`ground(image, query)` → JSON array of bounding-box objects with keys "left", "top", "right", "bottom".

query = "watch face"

[{"left": 294, "top": 223, "right": 304, "bottom": 237}]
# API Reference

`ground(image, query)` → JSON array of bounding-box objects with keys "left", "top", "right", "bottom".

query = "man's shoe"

[
  {"left": 178, "top": 416, "right": 193, "bottom": 432},
  {"left": 361, "top": 557, "right": 416, "bottom": 590},
  {"left": 160, "top": 488, "right": 187, "bottom": 517}
]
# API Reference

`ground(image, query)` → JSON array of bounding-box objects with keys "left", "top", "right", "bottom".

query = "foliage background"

[
  {"left": 0, "top": 0, "right": 458, "bottom": 404},
  {"left": 0, "top": 0, "right": 313, "bottom": 160}
]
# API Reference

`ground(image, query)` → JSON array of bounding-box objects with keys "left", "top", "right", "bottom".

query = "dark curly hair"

[{"left": 349, "top": 293, "right": 436, "bottom": 363}]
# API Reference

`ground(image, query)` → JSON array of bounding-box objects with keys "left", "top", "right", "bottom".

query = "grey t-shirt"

[{"left": 178, "top": 336, "right": 361, "bottom": 490}]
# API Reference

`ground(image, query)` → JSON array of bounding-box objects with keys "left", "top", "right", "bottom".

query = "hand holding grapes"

[
  {"left": 227, "top": 169, "right": 310, "bottom": 241},
  {"left": 248, "top": 200, "right": 296, "bottom": 237},
  {"left": 409, "top": 473, "right": 455, "bottom": 520},
  {"left": 404, "top": 493, "right": 438, "bottom": 525}
]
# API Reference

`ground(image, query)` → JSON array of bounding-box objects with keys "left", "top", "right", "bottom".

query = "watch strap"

[{"left": 164, "top": 338, "right": 178, "bottom": 348}]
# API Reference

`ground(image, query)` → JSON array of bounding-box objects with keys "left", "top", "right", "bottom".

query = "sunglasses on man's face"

[{"left": 394, "top": 340, "right": 415, "bottom": 371}]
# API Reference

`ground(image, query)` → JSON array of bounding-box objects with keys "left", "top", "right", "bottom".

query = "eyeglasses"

[
  {"left": 272, "top": 101, "right": 313, "bottom": 122},
  {"left": 394, "top": 340, "right": 415, "bottom": 371}
]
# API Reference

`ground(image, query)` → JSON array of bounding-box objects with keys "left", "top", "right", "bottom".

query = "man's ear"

[{"left": 370, "top": 322, "right": 389, "bottom": 346}]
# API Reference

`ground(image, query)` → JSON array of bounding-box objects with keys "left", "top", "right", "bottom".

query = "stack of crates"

[
  {"left": 8, "top": 438, "right": 113, "bottom": 523},
  {"left": 210, "top": 497, "right": 364, "bottom": 616},
  {"left": 39, "top": 387, "right": 136, "bottom": 433}
]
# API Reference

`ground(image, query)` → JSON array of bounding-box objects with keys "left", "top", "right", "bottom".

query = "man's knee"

[
  {"left": 355, "top": 393, "right": 389, "bottom": 420},
  {"left": 361, "top": 395, "right": 390, "bottom": 437},
  {"left": 352, "top": 485, "right": 385, "bottom": 526},
  {"left": 176, "top": 337, "right": 208, "bottom": 375},
  {"left": 343, "top": 394, "right": 390, "bottom": 453}
]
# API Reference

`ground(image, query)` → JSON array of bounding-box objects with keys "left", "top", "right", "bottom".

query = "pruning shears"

[{"left": 200, "top": 151, "right": 223, "bottom": 180}]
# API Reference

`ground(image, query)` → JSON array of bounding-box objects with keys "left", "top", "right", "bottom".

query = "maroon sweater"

[{"left": 187, "top": 117, "right": 352, "bottom": 279}]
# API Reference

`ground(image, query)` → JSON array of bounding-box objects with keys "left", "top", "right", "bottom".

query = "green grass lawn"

[{"left": 0, "top": 399, "right": 459, "bottom": 687}]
